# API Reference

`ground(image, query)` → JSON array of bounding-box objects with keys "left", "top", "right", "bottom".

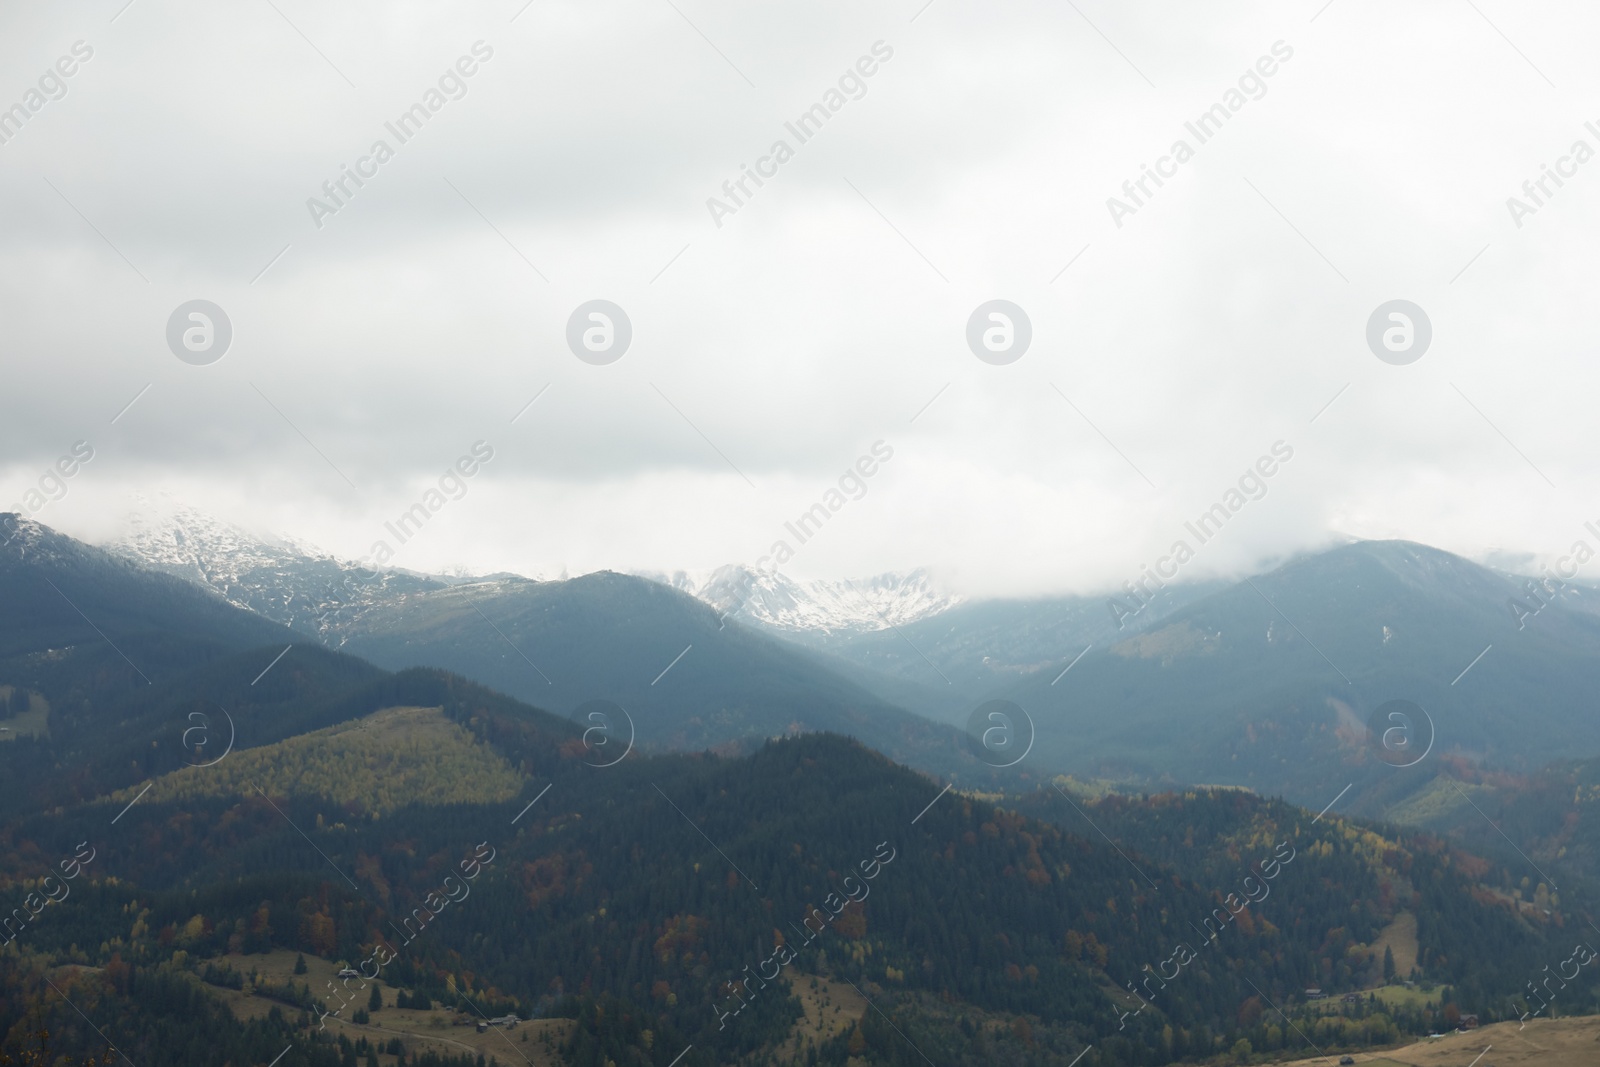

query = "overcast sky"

[{"left": 1, "top": 0, "right": 1595, "bottom": 597}]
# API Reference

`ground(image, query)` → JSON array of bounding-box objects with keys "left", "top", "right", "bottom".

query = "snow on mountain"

[
  {"left": 108, "top": 497, "right": 444, "bottom": 640},
  {"left": 0, "top": 514, "right": 52, "bottom": 558},
  {"left": 116, "top": 498, "right": 330, "bottom": 586},
  {"left": 104, "top": 498, "right": 960, "bottom": 639},
  {"left": 658, "top": 564, "right": 962, "bottom": 633}
]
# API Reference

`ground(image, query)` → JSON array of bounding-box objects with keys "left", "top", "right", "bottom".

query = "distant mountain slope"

[
  {"left": 330, "top": 570, "right": 1014, "bottom": 782},
  {"left": 104, "top": 510, "right": 1011, "bottom": 779},
  {"left": 110, "top": 504, "right": 961, "bottom": 641},
  {"left": 111, "top": 500, "right": 447, "bottom": 639},
  {"left": 0, "top": 516, "right": 585, "bottom": 817},
  {"left": 98, "top": 508, "right": 1600, "bottom": 810},
  {"left": 0, "top": 513, "right": 290, "bottom": 661},
  {"left": 767, "top": 580, "right": 1226, "bottom": 721},
  {"left": 1006, "top": 540, "right": 1600, "bottom": 806}
]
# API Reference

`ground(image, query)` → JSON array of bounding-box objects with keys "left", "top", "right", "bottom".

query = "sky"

[{"left": 1, "top": 0, "right": 1597, "bottom": 598}]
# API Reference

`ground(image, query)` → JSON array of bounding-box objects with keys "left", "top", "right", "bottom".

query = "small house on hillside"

[{"left": 476, "top": 1016, "right": 519, "bottom": 1033}]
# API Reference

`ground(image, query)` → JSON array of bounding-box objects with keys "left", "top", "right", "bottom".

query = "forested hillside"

[
  {"left": 3, "top": 705, "right": 1583, "bottom": 1066},
  {"left": 103, "top": 705, "right": 526, "bottom": 818}
]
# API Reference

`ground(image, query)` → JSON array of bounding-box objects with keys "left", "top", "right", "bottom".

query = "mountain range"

[
  {"left": 101, "top": 505, "right": 1600, "bottom": 810},
  {"left": 89, "top": 505, "right": 1600, "bottom": 910},
  {"left": 0, "top": 506, "right": 1589, "bottom": 1067}
]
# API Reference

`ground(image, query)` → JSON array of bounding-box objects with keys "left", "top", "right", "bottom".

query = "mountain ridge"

[{"left": 1, "top": 517, "right": 1597, "bottom": 1066}]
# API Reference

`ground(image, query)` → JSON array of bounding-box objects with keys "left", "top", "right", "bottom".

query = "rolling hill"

[{"left": 103, "top": 705, "right": 526, "bottom": 818}]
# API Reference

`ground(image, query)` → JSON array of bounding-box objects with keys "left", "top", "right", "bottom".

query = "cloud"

[{"left": 1, "top": 0, "right": 1594, "bottom": 595}]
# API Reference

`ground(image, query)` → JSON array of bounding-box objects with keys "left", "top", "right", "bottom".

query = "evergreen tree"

[
  {"left": 294, "top": 954, "right": 308, "bottom": 976},
  {"left": 1384, "top": 946, "right": 1396, "bottom": 981},
  {"left": 0, "top": 1028, "right": 112, "bottom": 1067}
]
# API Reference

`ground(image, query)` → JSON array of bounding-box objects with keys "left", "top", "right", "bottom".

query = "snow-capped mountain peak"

[
  {"left": 105, "top": 499, "right": 960, "bottom": 639},
  {"left": 109, "top": 497, "right": 443, "bottom": 639},
  {"left": 115, "top": 496, "right": 333, "bottom": 587},
  {"left": 666, "top": 565, "right": 961, "bottom": 633}
]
